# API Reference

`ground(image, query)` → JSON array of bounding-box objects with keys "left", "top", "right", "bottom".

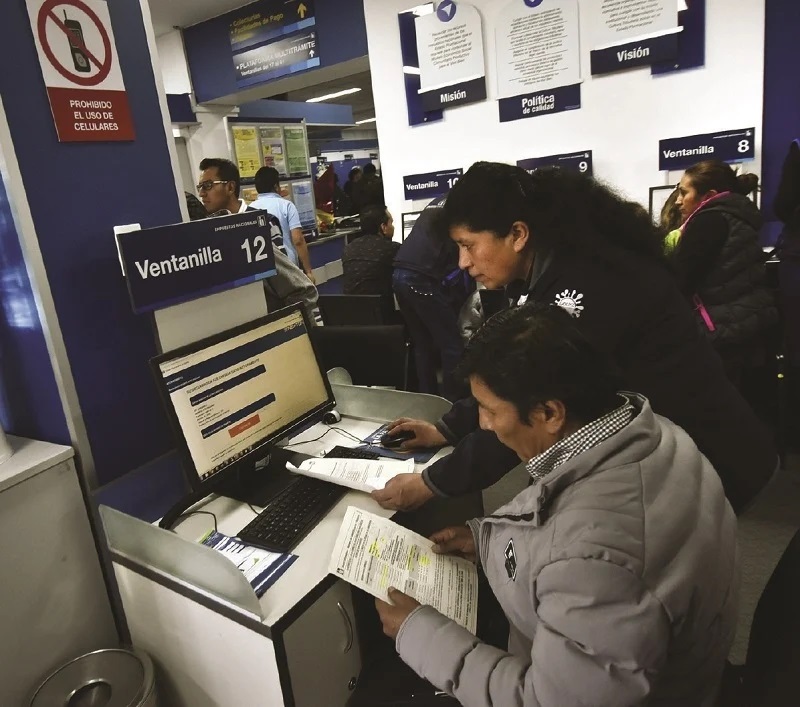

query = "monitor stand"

[
  {"left": 159, "top": 446, "right": 312, "bottom": 530},
  {"left": 211, "top": 446, "right": 312, "bottom": 508}
]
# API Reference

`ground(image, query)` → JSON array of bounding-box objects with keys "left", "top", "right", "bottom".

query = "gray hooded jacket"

[{"left": 396, "top": 395, "right": 738, "bottom": 707}]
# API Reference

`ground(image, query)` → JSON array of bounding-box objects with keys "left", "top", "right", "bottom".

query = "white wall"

[
  {"left": 155, "top": 30, "right": 193, "bottom": 94},
  {"left": 363, "top": 0, "right": 766, "bottom": 219}
]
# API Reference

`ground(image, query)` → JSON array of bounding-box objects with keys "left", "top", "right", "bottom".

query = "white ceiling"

[
  {"left": 287, "top": 71, "right": 375, "bottom": 122},
  {"left": 148, "top": 0, "right": 254, "bottom": 37}
]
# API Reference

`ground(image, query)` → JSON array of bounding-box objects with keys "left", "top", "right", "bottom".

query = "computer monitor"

[{"left": 151, "top": 304, "right": 334, "bottom": 519}]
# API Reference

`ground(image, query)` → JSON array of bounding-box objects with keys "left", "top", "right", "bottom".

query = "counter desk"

[
  {"left": 101, "top": 383, "right": 481, "bottom": 707},
  {"left": 308, "top": 229, "right": 362, "bottom": 293}
]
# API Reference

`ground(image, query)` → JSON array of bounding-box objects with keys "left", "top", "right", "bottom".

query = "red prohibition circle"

[{"left": 37, "top": 0, "right": 113, "bottom": 86}]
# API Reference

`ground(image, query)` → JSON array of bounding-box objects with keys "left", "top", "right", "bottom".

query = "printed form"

[
  {"left": 287, "top": 457, "right": 415, "bottom": 493},
  {"left": 329, "top": 507, "right": 478, "bottom": 633}
]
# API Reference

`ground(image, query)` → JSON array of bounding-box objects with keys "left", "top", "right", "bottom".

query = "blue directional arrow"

[{"left": 437, "top": 0, "right": 457, "bottom": 22}]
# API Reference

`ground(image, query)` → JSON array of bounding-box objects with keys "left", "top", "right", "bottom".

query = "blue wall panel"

[
  {"left": 237, "top": 99, "right": 354, "bottom": 125},
  {"left": 185, "top": 0, "right": 368, "bottom": 103},
  {"left": 762, "top": 0, "right": 800, "bottom": 226},
  {"left": 0, "top": 0, "right": 183, "bottom": 484},
  {"left": 0, "top": 173, "right": 69, "bottom": 444}
]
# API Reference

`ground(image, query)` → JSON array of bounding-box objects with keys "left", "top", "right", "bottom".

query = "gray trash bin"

[{"left": 30, "top": 648, "right": 157, "bottom": 707}]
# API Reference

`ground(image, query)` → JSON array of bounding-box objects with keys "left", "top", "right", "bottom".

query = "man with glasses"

[
  {"left": 196, "top": 157, "right": 320, "bottom": 323},
  {"left": 197, "top": 157, "right": 248, "bottom": 216}
]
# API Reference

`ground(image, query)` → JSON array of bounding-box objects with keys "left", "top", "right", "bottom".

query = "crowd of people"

[{"left": 190, "top": 154, "right": 787, "bottom": 706}]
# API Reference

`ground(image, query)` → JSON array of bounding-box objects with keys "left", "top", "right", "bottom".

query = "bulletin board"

[{"left": 229, "top": 121, "right": 312, "bottom": 183}]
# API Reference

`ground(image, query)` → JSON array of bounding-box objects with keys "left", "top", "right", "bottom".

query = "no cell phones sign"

[{"left": 26, "top": 0, "right": 135, "bottom": 141}]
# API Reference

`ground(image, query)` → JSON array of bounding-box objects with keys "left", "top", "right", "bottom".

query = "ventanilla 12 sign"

[{"left": 26, "top": 0, "right": 135, "bottom": 142}]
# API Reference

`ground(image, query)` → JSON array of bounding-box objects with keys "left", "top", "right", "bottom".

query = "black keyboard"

[
  {"left": 324, "top": 445, "right": 381, "bottom": 460},
  {"left": 237, "top": 476, "right": 347, "bottom": 553}
]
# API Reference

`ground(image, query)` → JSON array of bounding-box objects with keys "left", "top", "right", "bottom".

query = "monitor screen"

[{"left": 152, "top": 305, "right": 333, "bottom": 485}]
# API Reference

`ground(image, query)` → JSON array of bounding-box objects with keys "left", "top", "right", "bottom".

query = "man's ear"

[
  {"left": 530, "top": 400, "right": 568, "bottom": 435},
  {"left": 510, "top": 221, "right": 531, "bottom": 253}
]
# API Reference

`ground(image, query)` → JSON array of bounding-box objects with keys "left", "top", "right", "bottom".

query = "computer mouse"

[{"left": 380, "top": 430, "right": 416, "bottom": 448}]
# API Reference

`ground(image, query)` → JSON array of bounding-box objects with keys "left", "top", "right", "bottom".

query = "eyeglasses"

[{"left": 196, "top": 180, "right": 229, "bottom": 193}]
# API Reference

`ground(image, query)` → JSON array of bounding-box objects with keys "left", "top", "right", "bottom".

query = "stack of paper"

[
  {"left": 287, "top": 456, "right": 416, "bottom": 493},
  {"left": 201, "top": 531, "right": 296, "bottom": 598},
  {"left": 329, "top": 507, "right": 478, "bottom": 633}
]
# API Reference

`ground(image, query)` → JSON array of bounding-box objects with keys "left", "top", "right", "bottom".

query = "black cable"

[
  {"left": 246, "top": 502, "right": 261, "bottom": 516},
  {"left": 283, "top": 425, "right": 368, "bottom": 451},
  {"left": 283, "top": 428, "right": 332, "bottom": 448},
  {"left": 176, "top": 510, "right": 218, "bottom": 532},
  {"left": 330, "top": 426, "right": 363, "bottom": 443}
]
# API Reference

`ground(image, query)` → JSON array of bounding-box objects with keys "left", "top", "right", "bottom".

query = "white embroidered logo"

[
  {"left": 504, "top": 539, "right": 517, "bottom": 581},
  {"left": 517, "top": 294, "right": 529, "bottom": 306},
  {"left": 554, "top": 289, "right": 585, "bottom": 318}
]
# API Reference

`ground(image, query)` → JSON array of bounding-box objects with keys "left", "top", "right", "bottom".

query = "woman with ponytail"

[{"left": 673, "top": 160, "right": 778, "bottom": 380}]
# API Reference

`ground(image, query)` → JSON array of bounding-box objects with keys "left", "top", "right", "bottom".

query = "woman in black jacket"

[
  {"left": 375, "top": 162, "right": 777, "bottom": 515},
  {"left": 672, "top": 160, "right": 778, "bottom": 382}
]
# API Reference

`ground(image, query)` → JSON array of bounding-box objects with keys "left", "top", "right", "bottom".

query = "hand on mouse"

[
  {"left": 381, "top": 430, "right": 415, "bottom": 448},
  {"left": 384, "top": 418, "right": 447, "bottom": 450}
]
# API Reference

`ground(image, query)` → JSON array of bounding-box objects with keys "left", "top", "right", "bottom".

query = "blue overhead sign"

[
  {"left": 518, "top": 150, "right": 593, "bottom": 176},
  {"left": 229, "top": 0, "right": 319, "bottom": 88},
  {"left": 659, "top": 127, "right": 756, "bottom": 171},
  {"left": 117, "top": 212, "right": 277, "bottom": 314},
  {"left": 403, "top": 168, "right": 463, "bottom": 200},
  {"left": 233, "top": 32, "right": 318, "bottom": 88}
]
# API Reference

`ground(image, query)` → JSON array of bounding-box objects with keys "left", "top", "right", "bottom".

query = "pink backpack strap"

[{"left": 693, "top": 294, "right": 716, "bottom": 331}]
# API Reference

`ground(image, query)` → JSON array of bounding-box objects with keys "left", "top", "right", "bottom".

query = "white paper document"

[
  {"left": 329, "top": 507, "right": 478, "bottom": 633},
  {"left": 287, "top": 456, "right": 416, "bottom": 493}
]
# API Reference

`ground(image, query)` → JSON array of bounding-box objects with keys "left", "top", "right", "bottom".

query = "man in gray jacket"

[{"left": 376, "top": 304, "right": 738, "bottom": 707}]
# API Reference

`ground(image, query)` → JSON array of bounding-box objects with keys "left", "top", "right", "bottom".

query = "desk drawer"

[{"left": 283, "top": 580, "right": 361, "bottom": 707}]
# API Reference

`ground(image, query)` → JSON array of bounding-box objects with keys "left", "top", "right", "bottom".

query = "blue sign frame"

[
  {"left": 518, "top": 150, "right": 593, "bottom": 176},
  {"left": 117, "top": 212, "right": 278, "bottom": 313},
  {"left": 229, "top": 0, "right": 319, "bottom": 88},
  {"left": 403, "top": 168, "right": 463, "bottom": 200},
  {"left": 591, "top": 33, "right": 679, "bottom": 75},
  {"left": 659, "top": 128, "right": 756, "bottom": 171},
  {"left": 498, "top": 83, "right": 581, "bottom": 123}
]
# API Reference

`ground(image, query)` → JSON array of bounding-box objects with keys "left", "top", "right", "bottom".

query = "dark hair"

[
  {"left": 443, "top": 162, "right": 664, "bottom": 261},
  {"left": 684, "top": 160, "right": 759, "bottom": 197},
  {"left": 458, "top": 304, "right": 622, "bottom": 424},
  {"left": 363, "top": 163, "right": 377, "bottom": 177},
  {"left": 255, "top": 166, "right": 281, "bottom": 194},
  {"left": 199, "top": 158, "right": 240, "bottom": 197},
  {"left": 660, "top": 188, "right": 683, "bottom": 232},
  {"left": 360, "top": 205, "right": 389, "bottom": 234},
  {"left": 348, "top": 166, "right": 362, "bottom": 180}
]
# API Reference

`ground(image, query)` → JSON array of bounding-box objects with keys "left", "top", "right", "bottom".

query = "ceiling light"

[
  {"left": 403, "top": 66, "right": 421, "bottom": 75},
  {"left": 306, "top": 87, "right": 362, "bottom": 103},
  {"left": 356, "top": 117, "right": 376, "bottom": 125}
]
